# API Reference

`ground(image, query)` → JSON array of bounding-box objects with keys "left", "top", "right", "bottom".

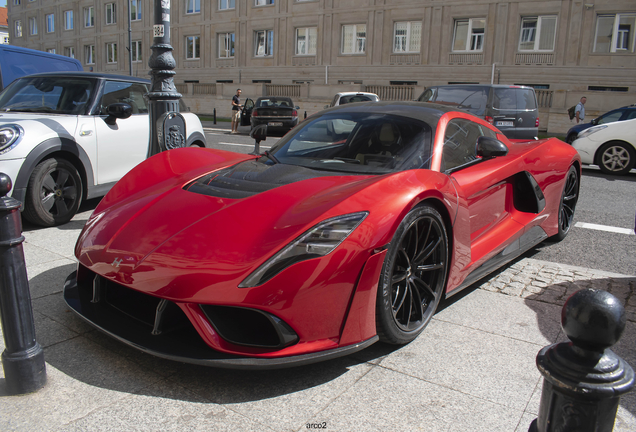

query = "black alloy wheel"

[
  {"left": 551, "top": 165, "right": 579, "bottom": 242},
  {"left": 376, "top": 204, "right": 448, "bottom": 344},
  {"left": 24, "top": 158, "right": 83, "bottom": 227},
  {"left": 597, "top": 141, "right": 635, "bottom": 176}
]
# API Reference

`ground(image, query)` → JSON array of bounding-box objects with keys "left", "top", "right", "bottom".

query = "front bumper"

[{"left": 63, "top": 271, "right": 377, "bottom": 369}]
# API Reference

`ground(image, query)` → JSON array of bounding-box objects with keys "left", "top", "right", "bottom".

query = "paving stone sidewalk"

[{"left": 1, "top": 209, "right": 635, "bottom": 431}]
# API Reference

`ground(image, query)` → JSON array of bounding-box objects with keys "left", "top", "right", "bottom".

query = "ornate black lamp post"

[{"left": 146, "top": 0, "right": 186, "bottom": 157}]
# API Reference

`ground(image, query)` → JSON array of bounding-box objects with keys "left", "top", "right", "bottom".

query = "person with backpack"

[{"left": 575, "top": 96, "right": 586, "bottom": 124}]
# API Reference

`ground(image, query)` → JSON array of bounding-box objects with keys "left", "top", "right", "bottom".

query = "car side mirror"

[
  {"left": 250, "top": 124, "right": 267, "bottom": 143},
  {"left": 104, "top": 103, "right": 132, "bottom": 125},
  {"left": 476, "top": 136, "right": 508, "bottom": 159},
  {"left": 591, "top": 118, "right": 598, "bottom": 125}
]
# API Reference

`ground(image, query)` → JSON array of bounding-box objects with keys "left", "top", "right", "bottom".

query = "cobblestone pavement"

[{"left": 480, "top": 257, "right": 636, "bottom": 322}]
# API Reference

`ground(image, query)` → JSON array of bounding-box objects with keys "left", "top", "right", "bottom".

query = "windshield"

[
  {"left": 339, "top": 94, "right": 379, "bottom": 104},
  {"left": 0, "top": 76, "right": 97, "bottom": 115},
  {"left": 266, "top": 113, "right": 432, "bottom": 174},
  {"left": 256, "top": 97, "right": 293, "bottom": 108}
]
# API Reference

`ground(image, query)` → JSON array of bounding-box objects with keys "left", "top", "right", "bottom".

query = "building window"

[
  {"left": 106, "top": 43, "right": 117, "bottom": 63},
  {"left": 46, "top": 14, "right": 55, "bottom": 33},
  {"left": 186, "top": 36, "right": 200, "bottom": 59},
  {"left": 255, "top": 0, "right": 274, "bottom": 5},
  {"left": 452, "top": 18, "right": 485, "bottom": 51},
  {"left": 15, "top": 20, "right": 22, "bottom": 38},
  {"left": 342, "top": 24, "right": 366, "bottom": 54},
  {"left": 85, "top": 45, "right": 95, "bottom": 64},
  {"left": 296, "top": 27, "right": 317, "bottom": 55},
  {"left": 3, "top": 37, "right": 8, "bottom": 44},
  {"left": 394, "top": 21, "right": 422, "bottom": 53},
  {"left": 14, "top": 0, "right": 21, "bottom": 5},
  {"left": 29, "top": 17, "right": 37, "bottom": 35},
  {"left": 130, "top": 0, "right": 142, "bottom": 21},
  {"left": 594, "top": 14, "right": 636, "bottom": 53},
  {"left": 186, "top": 0, "right": 201, "bottom": 14},
  {"left": 106, "top": 3, "right": 117, "bottom": 25},
  {"left": 47, "top": 48, "right": 56, "bottom": 54},
  {"left": 64, "top": 11, "right": 73, "bottom": 30},
  {"left": 219, "top": 0, "right": 235, "bottom": 10},
  {"left": 518, "top": 16, "right": 557, "bottom": 51},
  {"left": 219, "top": 32, "right": 235, "bottom": 58},
  {"left": 65, "top": 47, "right": 75, "bottom": 58},
  {"left": 254, "top": 30, "right": 273, "bottom": 57},
  {"left": 84, "top": 7, "right": 94, "bottom": 28},
  {"left": 132, "top": 40, "right": 142, "bottom": 62}
]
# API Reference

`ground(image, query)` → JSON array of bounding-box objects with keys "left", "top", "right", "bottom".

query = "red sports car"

[{"left": 64, "top": 102, "right": 581, "bottom": 368}]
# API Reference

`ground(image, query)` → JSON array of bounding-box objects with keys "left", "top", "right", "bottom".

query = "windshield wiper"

[{"left": 264, "top": 150, "right": 281, "bottom": 164}]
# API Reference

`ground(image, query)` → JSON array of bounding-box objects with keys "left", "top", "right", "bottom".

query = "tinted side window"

[
  {"left": 418, "top": 88, "right": 435, "bottom": 102},
  {"left": 517, "top": 89, "right": 537, "bottom": 110},
  {"left": 625, "top": 110, "right": 636, "bottom": 120},
  {"left": 100, "top": 81, "right": 148, "bottom": 114},
  {"left": 433, "top": 86, "right": 489, "bottom": 116},
  {"left": 442, "top": 118, "right": 483, "bottom": 172},
  {"left": 493, "top": 88, "right": 537, "bottom": 110},
  {"left": 598, "top": 110, "right": 623, "bottom": 124}
]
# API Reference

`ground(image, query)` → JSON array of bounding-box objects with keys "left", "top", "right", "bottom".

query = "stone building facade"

[{"left": 6, "top": 0, "right": 636, "bottom": 133}]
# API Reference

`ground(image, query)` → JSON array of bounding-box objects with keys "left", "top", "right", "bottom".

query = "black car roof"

[
  {"left": 320, "top": 101, "right": 454, "bottom": 125},
  {"left": 17, "top": 71, "right": 150, "bottom": 84}
]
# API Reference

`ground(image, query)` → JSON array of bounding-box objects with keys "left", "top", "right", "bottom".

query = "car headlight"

[
  {"left": 0, "top": 125, "right": 23, "bottom": 155},
  {"left": 577, "top": 125, "right": 607, "bottom": 140},
  {"left": 239, "top": 211, "right": 369, "bottom": 288}
]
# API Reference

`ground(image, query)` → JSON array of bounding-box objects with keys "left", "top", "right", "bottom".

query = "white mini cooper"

[{"left": 0, "top": 72, "right": 206, "bottom": 226}]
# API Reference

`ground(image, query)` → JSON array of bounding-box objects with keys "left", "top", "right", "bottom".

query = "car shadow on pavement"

[
  {"left": 11, "top": 264, "right": 393, "bottom": 404},
  {"left": 522, "top": 276, "right": 636, "bottom": 423}
]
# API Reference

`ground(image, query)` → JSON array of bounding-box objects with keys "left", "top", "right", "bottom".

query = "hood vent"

[{"left": 185, "top": 159, "right": 337, "bottom": 199}]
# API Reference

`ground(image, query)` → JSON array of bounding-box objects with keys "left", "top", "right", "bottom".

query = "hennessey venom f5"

[{"left": 64, "top": 102, "right": 580, "bottom": 368}]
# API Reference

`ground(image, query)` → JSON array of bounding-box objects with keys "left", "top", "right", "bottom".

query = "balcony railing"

[
  {"left": 175, "top": 84, "right": 188, "bottom": 94},
  {"left": 389, "top": 54, "right": 421, "bottom": 65},
  {"left": 515, "top": 53, "right": 555, "bottom": 65},
  {"left": 292, "top": 56, "right": 316, "bottom": 66},
  {"left": 365, "top": 85, "right": 414, "bottom": 101},
  {"left": 266, "top": 84, "right": 301, "bottom": 98},
  {"left": 193, "top": 84, "right": 217, "bottom": 95},
  {"left": 448, "top": 53, "right": 484, "bottom": 65},
  {"left": 535, "top": 90, "right": 554, "bottom": 108}
]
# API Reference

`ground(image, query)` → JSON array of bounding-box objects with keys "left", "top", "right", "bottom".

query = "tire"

[
  {"left": 23, "top": 158, "right": 83, "bottom": 227},
  {"left": 550, "top": 165, "right": 579, "bottom": 242},
  {"left": 596, "top": 141, "right": 636, "bottom": 176},
  {"left": 566, "top": 132, "right": 577, "bottom": 144},
  {"left": 376, "top": 204, "right": 449, "bottom": 344}
]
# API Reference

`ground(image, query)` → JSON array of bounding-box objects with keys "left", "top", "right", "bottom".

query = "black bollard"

[
  {"left": 304, "top": 111, "right": 307, "bottom": 119},
  {"left": 0, "top": 173, "right": 47, "bottom": 394},
  {"left": 213, "top": 108, "right": 217, "bottom": 125},
  {"left": 530, "top": 289, "right": 634, "bottom": 432}
]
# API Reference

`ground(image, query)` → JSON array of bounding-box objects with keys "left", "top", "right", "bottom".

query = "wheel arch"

[
  {"left": 13, "top": 138, "right": 94, "bottom": 204},
  {"left": 186, "top": 131, "right": 207, "bottom": 148}
]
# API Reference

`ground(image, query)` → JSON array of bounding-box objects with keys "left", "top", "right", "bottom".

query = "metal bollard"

[
  {"left": 213, "top": 108, "right": 217, "bottom": 124},
  {"left": 304, "top": 111, "right": 307, "bottom": 119},
  {"left": 0, "top": 173, "right": 47, "bottom": 394},
  {"left": 529, "top": 289, "right": 634, "bottom": 432}
]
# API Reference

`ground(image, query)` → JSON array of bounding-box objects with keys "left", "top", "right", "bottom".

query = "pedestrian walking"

[
  {"left": 231, "top": 89, "right": 242, "bottom": 134},
  {"left": 575, "top": 96, "right": 586, "bottom": 124}
]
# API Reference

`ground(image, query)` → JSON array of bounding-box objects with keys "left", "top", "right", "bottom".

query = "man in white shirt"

[{"left": 575, "top": 96, "right": 586, "bottom": 124}]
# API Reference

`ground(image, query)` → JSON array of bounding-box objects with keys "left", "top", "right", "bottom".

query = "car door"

[
  {"left": 93, "top": 80, "right": 150, "bottom": 185},
  {"left": 441, "top": 118, "right": 524, "bottom": 267},
  {"left": 240, "top": 98, "right": 254, "bottom": 126}
]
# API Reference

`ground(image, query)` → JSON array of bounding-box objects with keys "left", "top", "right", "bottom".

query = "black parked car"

[
  {"left": 565, "top": 105, "right": 636, "bottom": 143},
  {"left": 240, "top": 97, "right": 299, "bottom": 134},
  {"left": 417, "top": 84, "right": 539, "bottom": 140}
]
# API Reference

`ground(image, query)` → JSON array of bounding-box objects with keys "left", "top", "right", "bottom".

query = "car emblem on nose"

[{"left": 112, "top": 257, "right": 123, "bottom": 268}]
